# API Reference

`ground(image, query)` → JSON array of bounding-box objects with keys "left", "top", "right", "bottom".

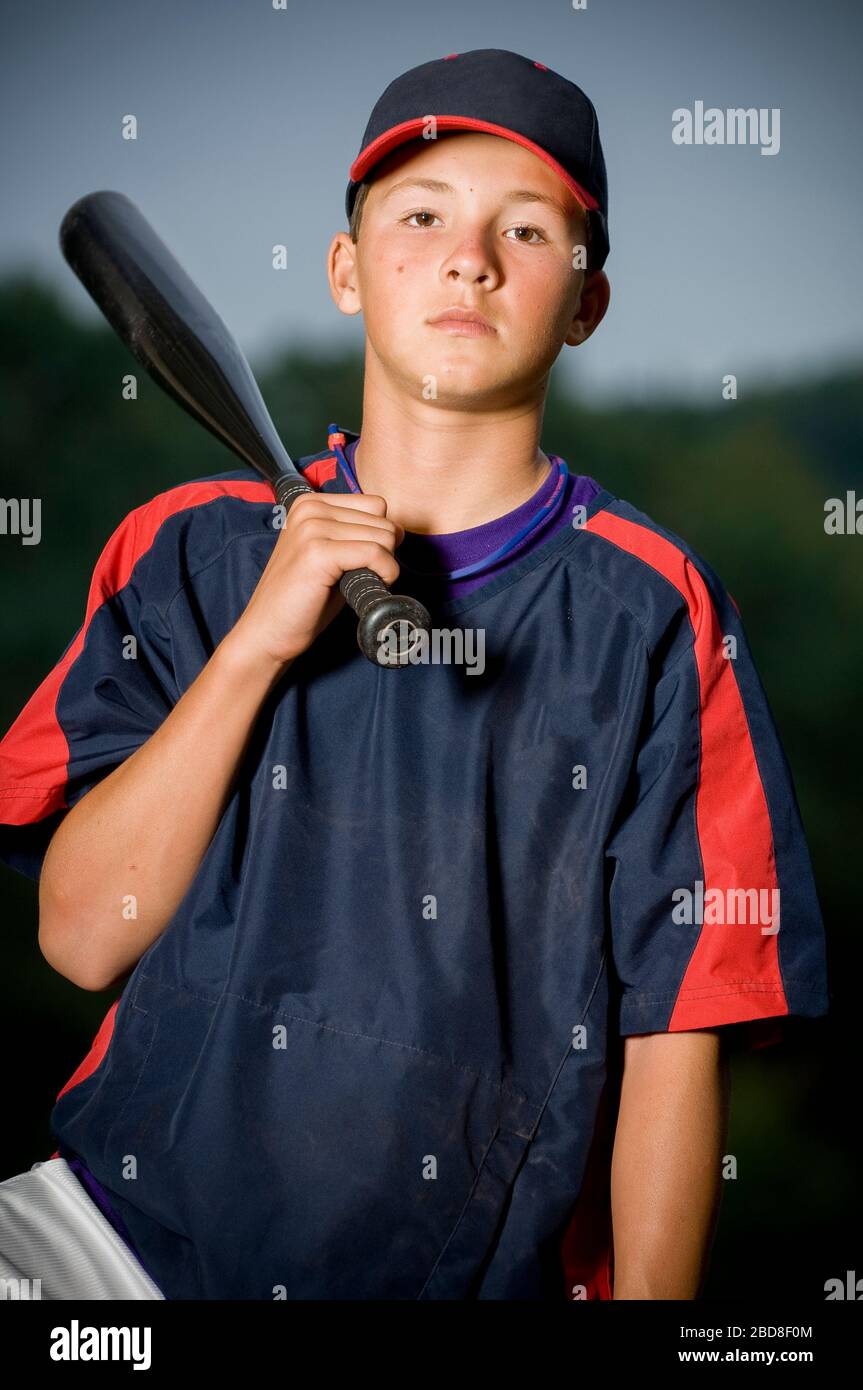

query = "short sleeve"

[
  {"left": 604, "top": 554, "right": 830, "bottom": 1049},
  {"left": 0, "top": 505, "right": 178, "bottom": 882}
]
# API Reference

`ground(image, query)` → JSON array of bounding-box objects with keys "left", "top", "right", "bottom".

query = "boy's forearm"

[
  {"left": 610, "top": 1029, "right": 730, "bottom": 1300},
  {"left": 38, "top": 628, "right": 288, "bottom": 992}
]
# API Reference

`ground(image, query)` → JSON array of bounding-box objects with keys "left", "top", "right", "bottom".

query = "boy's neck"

[{"left": 349, "top": 398, "right": 553, "bottom": 536}]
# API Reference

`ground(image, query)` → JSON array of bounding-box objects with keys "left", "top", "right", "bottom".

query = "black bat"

[{"left": 57, "top": 190, "right": 430, "bottom": 666}]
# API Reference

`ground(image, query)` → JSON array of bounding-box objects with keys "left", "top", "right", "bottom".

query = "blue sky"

[{"left": 2, "top": 0, "right": 860, "bottom": 403}]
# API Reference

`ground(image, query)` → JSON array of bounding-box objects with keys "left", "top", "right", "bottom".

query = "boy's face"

[{"left": 329, "top": 131, "right": 610, "bottom": 409}]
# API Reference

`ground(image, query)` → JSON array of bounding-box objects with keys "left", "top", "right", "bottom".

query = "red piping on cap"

[{"left": 350, "top": 116, "right": 599, "bottom": 213}]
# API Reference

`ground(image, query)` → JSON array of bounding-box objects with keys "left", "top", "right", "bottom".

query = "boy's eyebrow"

[{"left": 381, "top": 177, "right": 575, "bottom": 219}]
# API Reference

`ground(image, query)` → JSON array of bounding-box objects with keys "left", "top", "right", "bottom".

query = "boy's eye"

[
  {"left": 400, "top": 211, "right": 546, "bottom": 245},
  {"left": 504, "top": 224, "right": 546, "bottom": 245},
  {"left": 401, "top": 210, "right": 443, "bottom": 229}
]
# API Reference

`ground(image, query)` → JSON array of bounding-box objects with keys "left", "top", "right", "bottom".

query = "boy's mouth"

[{"left": 427, "top": 305, "right": 496, "bottom": 336}]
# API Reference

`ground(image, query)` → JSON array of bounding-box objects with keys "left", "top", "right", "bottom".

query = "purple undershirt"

[
  {"left": 60, "top": 1147, "right": 164, "bottom": 1291},
  {"left": 61, "top": 437, "right": 601, "bottom": 1291},
  {"left": 343, "top": 437, "right": 601, "bottom": 602}
]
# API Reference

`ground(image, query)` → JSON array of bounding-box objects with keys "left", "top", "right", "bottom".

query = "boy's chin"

[
  {"left": 417, "top": 353, "right": 512, "bottom": 395},
  {"left": 414, "top": 376, "right": 531, "bottom": 409}
]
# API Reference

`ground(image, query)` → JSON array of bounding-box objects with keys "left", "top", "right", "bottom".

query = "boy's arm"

[
  {"left": 610, "top": 1029, "right": 730, "bottom": 1300},
  {"left": 39, "top": 632, "right": 288, "bottom": 992},
  {"left": 19, "top": 490, "right": 403, "bottom": 992},
  {"left": 581, "top": 520, "right": 828, "bottom": 1300}
]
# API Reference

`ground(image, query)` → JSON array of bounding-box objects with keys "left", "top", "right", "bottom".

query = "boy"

[{"left": 0, "top": 49, "right": 829, "bottom": 1300}]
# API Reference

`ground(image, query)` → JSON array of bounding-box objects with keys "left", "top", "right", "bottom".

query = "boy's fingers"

[
  {"left": 313, "top": 492, "right": 390, "bottom": 516},
  {"left": 293, "top": 493, "right": 406, "bottom": 542},
  {"left": 313, "top": 507, "right": 401, "bottom": 530}
]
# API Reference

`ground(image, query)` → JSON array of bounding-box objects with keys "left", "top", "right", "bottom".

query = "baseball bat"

[{"left": 57, "top": 190, "right": 431, "bottom": 667}]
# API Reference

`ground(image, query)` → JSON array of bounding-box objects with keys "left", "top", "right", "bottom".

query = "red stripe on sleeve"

[
  {"left": 55, "top": 1000, "right": 120, "bottom": 1101},
  {"left": 301, "top": 455, "right": 338, "bottom": 488},
  {"left": 0, "top": 480, "right": 273, "bottom": 826},
  {"left": 585, "top": 511, "right": 788, "bottom": 1026}
]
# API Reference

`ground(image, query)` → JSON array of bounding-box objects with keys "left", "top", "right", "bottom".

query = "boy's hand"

[{"left": 228, "top": 492, "right": 406, "bottom": 669}]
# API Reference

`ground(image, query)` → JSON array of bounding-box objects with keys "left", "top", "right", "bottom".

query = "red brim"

[{"left": 349, "top": 115, "right": 599, "bottom": 213}]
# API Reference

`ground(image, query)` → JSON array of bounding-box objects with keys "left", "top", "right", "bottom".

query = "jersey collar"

[{"left": 295, "top": 424, "right": 359, "bottom": 493}]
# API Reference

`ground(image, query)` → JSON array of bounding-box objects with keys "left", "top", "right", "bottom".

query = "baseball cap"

[{"left": 345, "top": 48, "right": 609, "bottom": 270}]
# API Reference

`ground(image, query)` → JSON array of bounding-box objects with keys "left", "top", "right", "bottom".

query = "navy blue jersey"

[{"left": 0, "top": 427, "right": 830, "bottom": 1299}]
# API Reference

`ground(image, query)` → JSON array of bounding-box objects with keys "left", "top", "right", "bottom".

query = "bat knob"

[
  {"left": 338, "top": 567, "right": 431, "bottom": 667},
  {"left": 354, "top": 591, "right": 432, "bottom": 667}
]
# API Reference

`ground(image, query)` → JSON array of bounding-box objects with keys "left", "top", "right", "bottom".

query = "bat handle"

[{"left": 274, "top": 474, "right": 432, "bottom": 667}]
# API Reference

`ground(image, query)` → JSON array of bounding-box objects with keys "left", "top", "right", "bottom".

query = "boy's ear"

[
  {"left": 565, "top": 269, "right": 611, "bottom": 347},
  {"left": 328, "top": 231, "right": 363, "bottom": 318}
]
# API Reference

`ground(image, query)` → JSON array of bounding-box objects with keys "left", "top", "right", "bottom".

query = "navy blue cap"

[{"left": 346, "top": 48, "right": 609, "bottom": 270}]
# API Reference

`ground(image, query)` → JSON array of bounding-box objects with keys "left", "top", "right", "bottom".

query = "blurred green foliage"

[{"left": 0, "top": 273, "right": 858, "bottom": 1299}]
